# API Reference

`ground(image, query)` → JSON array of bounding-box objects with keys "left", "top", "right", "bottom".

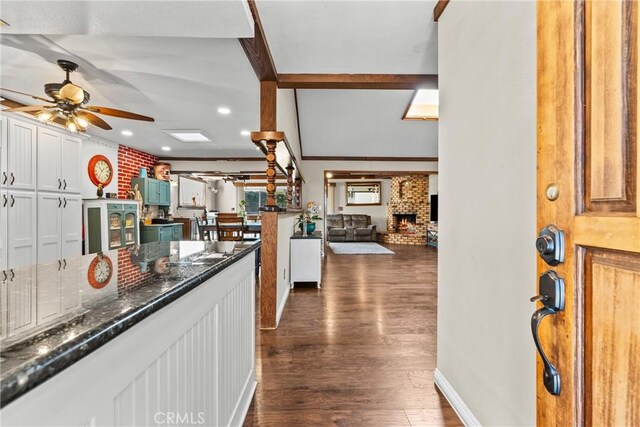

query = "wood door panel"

[
  {"left": 585, "top": 249, "right": 640, "bottom": 426},
  {"left": 584, "top": 0, "right": 637, "bottom": 213}
]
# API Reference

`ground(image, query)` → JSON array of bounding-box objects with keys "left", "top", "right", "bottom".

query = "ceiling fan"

[{"left": 1, "top": 59, "right": 154, "bottom": 133}]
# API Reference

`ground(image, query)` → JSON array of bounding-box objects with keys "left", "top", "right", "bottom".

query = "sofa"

[{"left": 326, "top": 214, "right": 377, "bottom": 242}]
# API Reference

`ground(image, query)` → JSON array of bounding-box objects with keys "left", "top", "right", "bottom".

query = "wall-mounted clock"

[
  {"left": 88, "top": 155, "right": 114, "bottom": 187},
  {"left": 87, "top": 254, "right": 113, "bottom": 289}
]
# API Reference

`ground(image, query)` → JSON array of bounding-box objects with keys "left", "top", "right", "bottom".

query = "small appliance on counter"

[{"left": 83, "top": 199, "right": 140, "bottom": 254}]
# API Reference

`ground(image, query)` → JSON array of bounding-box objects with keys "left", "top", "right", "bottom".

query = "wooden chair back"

[
  {"left": 196, "top": 218, "right": 210, "bottom": 241},
  {"left": 216, "top": 213, "right": 244, "bottom": 241}
]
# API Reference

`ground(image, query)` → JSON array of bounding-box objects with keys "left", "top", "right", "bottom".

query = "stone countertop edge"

[
  {"left": 291, "top": 232, "right": 323, "bottom": 239},
  {"left": 0, "top": 241, "right": 260, "bottom": 409}
]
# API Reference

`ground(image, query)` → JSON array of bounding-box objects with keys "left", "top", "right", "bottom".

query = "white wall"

[
  {"left": 437, "top": 2, "right": 536, "bottom": 426},
  {"left": 276, "top": 212, "right": 297, "bottom": 326},
  {"left": 215, "top": 180, "right": 240, "bottom": 213},
  {"left": 330, "top": 179, "right": 391, "bottom": 232},
  {"left": 81, "top": 137, "right": 119, "bottom": 199}
]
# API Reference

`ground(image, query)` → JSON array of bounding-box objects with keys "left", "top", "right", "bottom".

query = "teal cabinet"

[
  {"left": 140, "top": 224, "right": 183, "bottom": 243},
  {"left": 131, "top": 178, "right": 171, "bottom": 207}
]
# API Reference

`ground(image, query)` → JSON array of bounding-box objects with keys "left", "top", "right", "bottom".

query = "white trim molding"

[{"left": 434, "top": 368, "right": 482, "bottom": 427}]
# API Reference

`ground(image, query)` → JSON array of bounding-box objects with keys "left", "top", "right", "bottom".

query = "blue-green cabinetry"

[
  {"left": 140, "top": 224, "right": 183, "bottom": 243},
  {"left": 131, "top": 177, "right": 171, "bottom": 206}
]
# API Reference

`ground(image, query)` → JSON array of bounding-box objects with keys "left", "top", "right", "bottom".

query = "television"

[{"left": 430, "top": 194, "right": 438, "bottom": 222}]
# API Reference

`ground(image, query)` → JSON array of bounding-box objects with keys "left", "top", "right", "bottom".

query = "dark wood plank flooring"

[{"left": 244, "top": 244, "right": 461, "bottom": 426}]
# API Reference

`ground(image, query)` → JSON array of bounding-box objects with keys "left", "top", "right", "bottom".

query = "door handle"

[
  {"left": 530, "top": 270, "right": 565, "bottom": 396},
  {"left": 63, "top": 179, "right": 67, "bottom": 190},
  {"left": 10, "top": 195, "right": 15, "bottom": 207},
  {"left": 2, "top": 172, "right": 7, "bottom": 185},
  {"left": 63, "top": 259, "right": 67, "bottom": 269},
  {"left": 1, "top": 271, "right": 7, "bottom": 281},
  {"left": 10, "top": 172, "right": 15, "bottom": 185},
  {"left": 58, "top": 178, "right": 62, "bottom": 189}
]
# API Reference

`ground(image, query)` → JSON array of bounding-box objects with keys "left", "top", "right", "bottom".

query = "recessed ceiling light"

[
  {"left": 163, "top": 129, "right": 213, "bottom": 143},
  {"left": 121, "top": 130, "right": 133, "bottom": 136},
  {"left": 161, "top": 146, "right": 171, "bottom": 151},
  {"left": 240, "top": 130, "right": 251, "bottom": 136},
  {"left": 255, "top": 145, "right": 261, "bottom": 150},
  {"left": 326, "top": 173, "right": 333, "bottom": 178},
  {"left": 217, "top": 107, "right": 231, "bottom": 115}
]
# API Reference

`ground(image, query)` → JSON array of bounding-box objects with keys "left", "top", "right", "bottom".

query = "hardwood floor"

[{"left": 244, "top": 244, "right": 461, "bottom": 426}]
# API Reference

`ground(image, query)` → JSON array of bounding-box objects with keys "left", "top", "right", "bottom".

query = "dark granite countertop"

[
  {"left": 291, "top": 231, "right": 323, "bottom": 239},
  {"left": 0, "top": 240, "right": 260, "bottom": 408}
]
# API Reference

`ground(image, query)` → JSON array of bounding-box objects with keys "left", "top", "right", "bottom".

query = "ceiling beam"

[
  {"left": 158, "top": 157, "right": 265, "bottom": 162},
  {"left": 302, "top": 156, "right": 438, "bottom": 162},
  {"left": 433, "top": 0, "right": 450, "bottom": 22},
  {"left": 238, "top": 0, "right": 278, "bottom": 81},
  {"left": 277, "top": 74, "right": 438, "bottom": 90}
]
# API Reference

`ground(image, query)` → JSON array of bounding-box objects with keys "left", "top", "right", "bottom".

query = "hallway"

[{"left": 244, "top": 244, "right": 460, "bottom": 426}]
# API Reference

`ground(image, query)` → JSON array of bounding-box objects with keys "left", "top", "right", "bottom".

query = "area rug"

[{"left": 328, "top": 242, "right": 395, "bottom": 255}]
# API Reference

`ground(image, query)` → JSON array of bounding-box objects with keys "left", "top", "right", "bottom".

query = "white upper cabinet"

[
  {"left": 7, "top": 119, "right": 37, "bottom": 191},
  {"left": 0, "top": 116, "right": 7, "bottom": 189},
  {"left": 0, "top": 190, "right": 7, "bottom": 272},
  {"left": 37, "top": 127, "right": 63, "bottom": 192},
  {"left": 61, "top": 135, "right": 82, "bottom": 194}
]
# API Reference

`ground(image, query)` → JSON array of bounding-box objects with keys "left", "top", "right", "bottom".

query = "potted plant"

[{"left": 294, "top": 201, "right": 323, "bottom": 235}]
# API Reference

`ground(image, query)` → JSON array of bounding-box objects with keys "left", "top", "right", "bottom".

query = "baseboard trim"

[
  {"left": 275, "top": 285, "right": 290, "bottom": 327},
  {"left": 434, "top": 368, "right": 482, "bottom": 427},
  {"left": 230, "top": 372, "right": 257, "bottom": 427}
]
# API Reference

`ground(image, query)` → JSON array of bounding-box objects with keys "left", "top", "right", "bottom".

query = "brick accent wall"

[
  {"left": 117, "top": 249, "right": 155, "bottom": 294},
  {"left": 117, "top": 145, "right": 158, "bottom": 198},
  {"left": 383, "top": 175, "right": 430, "bottom": 245}
]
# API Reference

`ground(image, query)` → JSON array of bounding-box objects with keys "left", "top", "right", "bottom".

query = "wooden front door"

[{"left": 537, "top": 0, "right": 640, "bottom": 425}]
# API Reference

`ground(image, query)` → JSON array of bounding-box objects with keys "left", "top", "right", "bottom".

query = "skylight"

[
  {"left": 403, "top": 89, "right": 439, "bottom": 121},
  {"left": 163, "top": 130, "right": 213, "bottom": 143}
]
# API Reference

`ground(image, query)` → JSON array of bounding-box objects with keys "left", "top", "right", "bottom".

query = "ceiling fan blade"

[
  {"left": 59, "top": 83, "right": 85, "bottom": 104},
  {"left": 3, "top": 105, "right": 49, "bottom": 113},
  {"left": 0, "top": 88, "right": 54, "bottom": 103},
  {"left": 80, "top": 112, "right": 112, "bottom": 130},
  {"left": 83, "top": 106, "right": 154, "bottom": 122}
]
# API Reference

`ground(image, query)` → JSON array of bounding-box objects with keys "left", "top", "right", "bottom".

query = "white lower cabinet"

[
  {"left": 290, "top": 235, "right": 323, "bottom": 288},
  {"left": 6, "top": 267, "right": 37, "bottom": 338},
  {"left": 61, "top": 195, "right": 82, "bottom": 259}
]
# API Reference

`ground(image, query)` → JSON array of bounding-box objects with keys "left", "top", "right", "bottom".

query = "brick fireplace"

[{"left": 383, "top": 175, "right": 430, "bottom": 245}]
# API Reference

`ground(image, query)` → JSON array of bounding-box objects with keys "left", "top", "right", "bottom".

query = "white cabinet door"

[
  {"left": 0, "top": 116, "right": 7, "bottom": 189},
  {"left": 61, "top": 257, "right": 82, "bottom": 314},
  {"left": 36, "top": 262, "right": 62, "bottom": 325},
  {"left": 61, "top": 135, "right": 82, "bottom": 194},
  {"left": 38, "top": 193, "right": 62, "bottom": 264},
  {"left": 7, "top": 191, "right": 37, "bottom": 269},
  {"left": 7, "top": 267, "right": 36, "bottom": 337},
  {"left": 37, "top": 127, "right": 63, "bottom": 192},
  {"left": 61, "top": 195, "right": 82, "bottom": 259},
  {"left": 0, "top": 190, "right": 7, "bottom": 272},
  {"left": 7, "top": 119, "right": 37, "bottom": 190}
]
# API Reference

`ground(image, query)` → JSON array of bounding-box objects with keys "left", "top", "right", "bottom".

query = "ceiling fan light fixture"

[
  {"left": 74, "top": 115, "right": 90, "bottom": 130},
  {"left": 35, "top": 110, "right": 54, "bottom": 123},
  {"left": 66, "top": 117, "right": 78, "bottom": 133}
]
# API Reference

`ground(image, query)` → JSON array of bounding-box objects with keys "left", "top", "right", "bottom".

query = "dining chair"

[
  {"left": 196, "top": 218, "right": 211, "bottom": 241},
  {"left": 216, "top": 213, "right": 244, "bottom": 241}
]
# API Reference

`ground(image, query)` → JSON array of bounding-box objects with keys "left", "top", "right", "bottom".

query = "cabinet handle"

[
  {"left": 2, "top": 194, "right": 7, "bottom": 207},
  {"left": 58, "top": 178, "right": 62, "bottom": 189},
  {"left": 9, "top": 269, "right": 14, "bottom": 281},
  {"left": 58, "top": 260, "right": 62, "bottom": 270},
  {"left": 63, "top": 259, "right": 67, "bottom": 269},
  {"left": 2, "top": 172, "right": 6, "bottom": 185},
  {"left": 10, "top": 173, "right": 15, "bottom": 185},
  {"left": 2, "top": 271, "right": 7, "bottom": 281},
  {"left": 58, "top": 197, "right": 62, "bottom": 208},
  {"left": 63, "top": 198, "right": 67, "bottom": 208},
  {"left": 63, "top": 179, "right": 67, "bottom": 190},
  {"left": 10, "top": 195, "right": 14, "bottom": 208}
]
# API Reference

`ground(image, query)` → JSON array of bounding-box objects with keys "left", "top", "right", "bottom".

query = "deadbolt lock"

[{"left": 536, "top": 225, "right": 564, "bottom": 266}]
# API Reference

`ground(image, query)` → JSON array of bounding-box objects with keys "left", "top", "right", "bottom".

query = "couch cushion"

[
  {"left": 328, "top": 228, "right": 347, "bottom": 236},
  {"left": 351, "top": 215, "right": 370, "bottom": 228},
  {"left": 326, "top": 214, "right": 344, "bottom": 229},
  {"left": 354, "top": 228, "right": 372, "bottom": 236}
]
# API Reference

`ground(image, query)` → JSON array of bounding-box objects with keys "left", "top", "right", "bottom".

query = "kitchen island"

[{"left": 0, "top": 240, "right": 259, "bottom": 426}]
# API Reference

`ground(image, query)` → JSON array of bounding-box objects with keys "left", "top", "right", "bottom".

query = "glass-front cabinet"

[
  {"left": 84, "top": 200, "right": 140, "bottom": 255},
  {"left": 124, "top": 212, "right": 136, "bottom": 246},
  {"left": 109, "top": 212, "right": 123, "bottom": 249}
]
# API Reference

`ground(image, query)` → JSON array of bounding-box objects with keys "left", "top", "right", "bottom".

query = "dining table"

[{"left": 198, "top": 222, "right": 261, "bottom": 241}]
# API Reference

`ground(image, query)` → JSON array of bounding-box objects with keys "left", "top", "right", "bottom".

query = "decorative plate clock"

[
  {"left": 88, "top": 155, "right": 113, "bottom": 187},
  {"left": 87, "top": 254, "right": 113, "bottom": 289}
]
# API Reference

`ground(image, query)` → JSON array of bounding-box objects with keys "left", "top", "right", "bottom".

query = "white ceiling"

[
  {"left": 0, "top": 0, "right": 253, "bottom": 38},
  {"left": 297, "top": 90, "right": 438, "bottom": 157},
  {"left": 256, "top": 0, "right": 439, "bottom": 74},
  {"left": 1, "top": 35, "right": 262, "bottom": 157}
]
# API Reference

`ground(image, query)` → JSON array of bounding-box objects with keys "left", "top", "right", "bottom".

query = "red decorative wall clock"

[
  {"left": 87, "top": 254, "right": 113, "bottom": 289},
  {"left": 88, "top": 155, "right": 114, "bottom": 187}
]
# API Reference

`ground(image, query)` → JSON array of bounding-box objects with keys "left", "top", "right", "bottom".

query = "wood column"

[
  {"left": 260, "top": 81, "right": 277, "bottom": 131},
  {"left": 286, "top": 165, "right": 294, "bottom": 209},
  {"left": 295, "top": 178, "right": 302, "bottom": 209},
  {"left": 265, "top": 140, "right": 278, "bottom": 207},
  {"left": 259, "top": 210, "right": 278, "bottom": 329}
]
